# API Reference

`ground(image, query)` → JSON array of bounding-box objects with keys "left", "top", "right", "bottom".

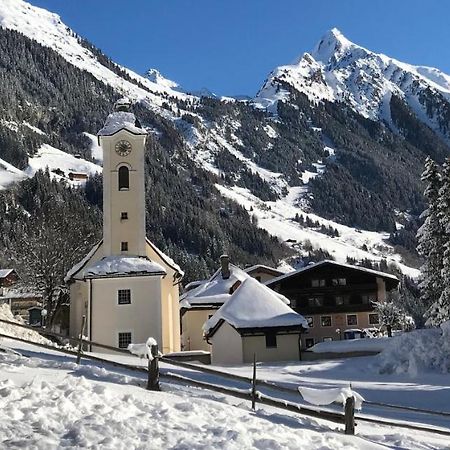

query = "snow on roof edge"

[
  {"left": 204, "top": 278, "right": 308, "bottom": 336},
  {"left": 64, "top": 241, "right": 102, "bottom": 283},
  {"left": 265, "top": 260, "right": 399, "bottom": 287}
]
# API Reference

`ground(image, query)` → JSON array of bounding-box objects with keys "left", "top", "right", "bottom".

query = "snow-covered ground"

[
  {"left": 26, "top": 144, "right": 102, "bottom": 185},
  {"left": 309, "top": 337, "right": 390, "bottom": 354},
  {"left": 0, "top": 157, "right": 27, "bottom": 190},
  {"left": 0, "top": 338, "right": 448, "bottom": 449},
  {"left": 215, "top": 184, "right": 419, "bottom": 277}
]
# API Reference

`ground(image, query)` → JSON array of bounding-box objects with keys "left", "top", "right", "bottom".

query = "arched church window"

[{"left": 118, "top": 166, "right": 129, "bottom": 190}]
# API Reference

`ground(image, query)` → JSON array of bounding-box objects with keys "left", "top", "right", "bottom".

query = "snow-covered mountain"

[
  {"left": 255, "top": 28, "right": 450, "bottom": 141},
  {"left": 2, "top": 0, "right": 448, "bottom": 279},
  {"left": 0, "top": 0, "right": 192, "bottom": 109}
]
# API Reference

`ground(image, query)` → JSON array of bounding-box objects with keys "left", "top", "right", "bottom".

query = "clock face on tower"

[{"left": 115, "top": 140, "right": 132, "bottom": 157}]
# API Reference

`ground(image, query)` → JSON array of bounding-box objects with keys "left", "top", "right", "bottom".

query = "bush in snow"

[
  {"left": 373, "top": 300, "right": 412, "bottom": 337},
  {"left": 376, "top": 321, "right": 450, "bottom": 376}
]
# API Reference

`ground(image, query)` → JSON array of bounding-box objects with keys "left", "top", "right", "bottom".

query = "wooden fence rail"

[
  {"left": 1, "top": 330, "right": 450, "bottom": 437},
  {"left": 1, "top": 320, "right": 450, "bottom": 437}
]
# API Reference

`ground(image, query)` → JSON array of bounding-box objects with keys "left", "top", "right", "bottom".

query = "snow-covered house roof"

[
  {"left": 244, "top": 264, "right": 285, "bottom": 277},
  {"left": 265, "top": 260, "right": 399, "bottom": 287},
  {"left": 204, "top": 278, "right": 308, "bottom": 337},
  {"left": 0, "top": 269, "right": 15, "bottom": 279},
  {"left": 97, "top": 111, "right": 147, "bottom": 137},
  {"left": 1, "top": 289, "right": 42, "bottom": 299},
  {"left": 180, "top": 264, "right": 250, "bottom": 310},
  {"left": 83, "top": 256, "right": 166, "bottom": 279}
]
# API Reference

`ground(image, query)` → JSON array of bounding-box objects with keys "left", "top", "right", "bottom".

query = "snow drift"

[
  {"left": 376, "top": 322, "right": 450, "bottom": 376},
  {"left": 0, "top": 303, "right": 50, "bottom": 345}
]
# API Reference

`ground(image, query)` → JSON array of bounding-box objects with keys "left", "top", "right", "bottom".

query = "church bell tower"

[{"left": 98, "top": 98, "right": 148, "bottom": 257}]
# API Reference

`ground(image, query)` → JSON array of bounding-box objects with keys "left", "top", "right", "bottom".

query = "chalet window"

[
  {"left": 305, "top": 316, "right": 314, "bottom": 328},
  {"left": 347, "top": 314, "right": 358, "bottom": 326},
  {"left": 350, "top": 294, "right": 363, "bottom": 305},
  {"left": 321, "top": 316, "right": 332, "bottom": 327},
  {"left": 118, "top": 166, "right": 129, "bottom": 190},
  {"left": 121, "top": 242, "right": 128, "bottom": 252},
  {"left": 369, "top": 313, "right": 380, "bottom": 325},
  {"left": 332, "top": 278, "right": 347, "bottom": 286},
  {"left": 118, "top": 289, "right": 131, "bottom": 305},
  {"left": 265, "top": 333, "right": 277, "bottom": 348},
  {"left": 335, "top": 296, "right": 344, "bottom": 305},
  {"left": 305, "top": 338, "right": 315, "bottom": 348},
  {"left": 308, "top": 296, "right": 323, "bottom": 307},
  {"left": 118, "top": 332, "right": 132, "bottom": 349},
  {"left": 311, "top": 279, "right": 326, "bottom": 287},
  {"left": 121, "top": 212, "right": 128, "bottom": 220},
  {"left": 362, "top": 293, "right": 377, "bottom": 304}
]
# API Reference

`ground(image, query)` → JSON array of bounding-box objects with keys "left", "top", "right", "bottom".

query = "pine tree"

[
  {"left": 427, "top": 159, "right": 450, "bottom": 325},
  {"left": 417, "top": 157, "right": 444, "bottom": 324}
]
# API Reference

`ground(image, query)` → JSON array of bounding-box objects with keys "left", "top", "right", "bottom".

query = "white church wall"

[
  {"left": 90, "top": 276, "right": 163, "bottom": 352},
  {"left": 69, "top": 281, "right": 87, "bottom": 339},
  {"left": 101, "top": 130, "right": 147, "bottom": 257},
  {"left": 145, "top": 244, "right": 181, "bottom": 353}
]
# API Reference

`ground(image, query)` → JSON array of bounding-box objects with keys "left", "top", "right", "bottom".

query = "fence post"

[
  {"left": 76, "top": 315, "right": 86, "bottom": 365},
  {"left": 251, "top": 353, "right": 257, "bottom": 410},
  {"left": 344, "top": 396, "right": 355, "bottom": 435},
  {"left": 147, "top": 344, "right": 160, "bottom": 391}
]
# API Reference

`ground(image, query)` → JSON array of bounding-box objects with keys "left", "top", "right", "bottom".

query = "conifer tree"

[
  {"left": 417, "top": 157, "right": 444, "bottom": 323},
  {"left": 426, "top": 159, "right": 450, "bottom": 325}
]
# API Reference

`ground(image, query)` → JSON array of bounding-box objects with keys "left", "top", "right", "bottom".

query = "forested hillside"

[
  {"left": 1, "top": 1, "right": 450, "bottom": 289},
  {"left": 0, "top": 27, "right": 287, "bottom": 286}
]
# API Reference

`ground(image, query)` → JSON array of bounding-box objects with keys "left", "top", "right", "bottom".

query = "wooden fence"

[{"left": 1, "top": 319, "right": 450, "bottom": 437}]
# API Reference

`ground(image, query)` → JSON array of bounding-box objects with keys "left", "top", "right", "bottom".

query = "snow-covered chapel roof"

[
  {"left": 97, "top": 111, "right": 147, "bottom": 137},
  {"left": 83, "top": 256, "right": 165, "bottom": 279},
  {"left": 203, "top": 278, "right": 308, "bottom": 337},
  {"left": 65, "top": 239, "right": 183, "bottom": 283}
]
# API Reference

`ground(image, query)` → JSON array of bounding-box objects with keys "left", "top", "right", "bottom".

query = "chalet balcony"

[
  {"left": 294, "top": 303, "right": 375, "bottom": 315},
  {"left": 280, "top": 283, "right": 379, "bottom": 295}
]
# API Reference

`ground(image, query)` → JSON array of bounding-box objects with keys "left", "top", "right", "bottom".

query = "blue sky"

[{"left": 32, "top": 0, "right": 450, "bottom": 96}]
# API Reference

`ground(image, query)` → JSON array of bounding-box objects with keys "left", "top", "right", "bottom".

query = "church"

[{"left": 66, "top": 99, "right": 183, "bottom": 354}]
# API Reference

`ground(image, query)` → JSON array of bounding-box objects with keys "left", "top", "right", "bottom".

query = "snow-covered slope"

[
  {"left": 0, "top": 0, "right": 426, "bottom": 276},
  {"left": 26, "top": 144, "right": 102, "bottom": 185},
  {"left": 255, "top": 28, "right": 450, "bottom": 139},
  {"left": 0, "top": 0, "right": 192, "bottom": 108},
  {"left": 0, "top": 157, "right": 27, "bottom": 190}
]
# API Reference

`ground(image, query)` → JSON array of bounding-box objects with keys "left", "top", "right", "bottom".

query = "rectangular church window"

[
  {"left": 118, "top": 289, "right": 131, "bottom": 304},
  {"left": 118, "top": 332, "right": 132, "bottom": 349},
  {"left": 121, "top": 242, "right": 128, "bottom": 252},
  {"left": 121, "top": 212, "right": 128, "bottom": 220}
]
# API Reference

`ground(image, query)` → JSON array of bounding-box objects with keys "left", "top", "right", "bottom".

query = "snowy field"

[{"left": 0, "top": 337, "right": 449, "bottom": 449}]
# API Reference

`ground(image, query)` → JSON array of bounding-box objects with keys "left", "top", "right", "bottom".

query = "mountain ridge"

[
  {"left": 2, "top": 0, "right": 449, "bottom": 280},
  {"left": 255, "top": 28, "right": 450, "bottom": 144}
]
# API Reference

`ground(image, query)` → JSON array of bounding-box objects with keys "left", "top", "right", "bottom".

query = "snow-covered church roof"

[
  {"left": 97, "top": 111, "right": 147, "bottom": 137},
  {"left": 83, "top": 256, "right": 165, "bottom": 278},
  {"left": 203, "top": 278, "right": 308, "bottom": 336},
  {"left": 180, "top": 264, "right": 250, "bottom": 309},
  {"left": 65, "top": 239, "right": 183, "bottom": 282}
]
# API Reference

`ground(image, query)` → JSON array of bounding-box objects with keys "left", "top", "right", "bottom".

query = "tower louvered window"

[{"left": 118, "top": 166, "right": 129, "bottom": 190}]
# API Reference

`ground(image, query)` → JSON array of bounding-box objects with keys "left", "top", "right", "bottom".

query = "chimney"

[{"left": 220, "top": 254, "right": 230, "bottom": 280}]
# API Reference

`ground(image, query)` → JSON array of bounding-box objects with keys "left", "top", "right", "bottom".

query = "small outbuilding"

[
  {"left": 180, "top": 255, "right": 249, "bottom": 351},
  {"left": 203, "top": 277, "right": 308, "bottom": 365}
]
